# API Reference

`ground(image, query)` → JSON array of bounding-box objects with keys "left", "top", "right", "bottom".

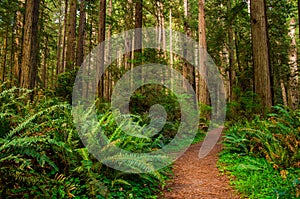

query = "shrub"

[
  {"left": 223, "top": 105, "right": 300, "bottom": 169},
  {"left": 0, "top": 85, "right": 169, "bottom": 198}
]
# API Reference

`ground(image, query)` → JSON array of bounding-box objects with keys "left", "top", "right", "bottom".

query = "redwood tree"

[
  {"left": 98, "top": 0, "right": 106, "bottom": 99},
  {"left": 20, "top": 0, "right": 40, "bottom": 90},
  {"left": 250, "top": 0, "right": 273, "bottom": 111},
  {"left": 65, "top": 0, "right": 77, "bottom": 71},
  {"left": 198, "top": 0, "right": 209, "bottom": 105}
]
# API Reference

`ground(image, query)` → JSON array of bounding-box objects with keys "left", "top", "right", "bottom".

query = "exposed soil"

[{"left": 161, "top": 131, "right": 240, "bottom": 199}]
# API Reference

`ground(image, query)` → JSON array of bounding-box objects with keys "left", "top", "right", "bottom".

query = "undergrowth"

[
  {"left": 0, "top": 84, "right": 171, "bottom": 198},
  {"left": 219, "top": 105, "right": 300, "bottom": 198}
]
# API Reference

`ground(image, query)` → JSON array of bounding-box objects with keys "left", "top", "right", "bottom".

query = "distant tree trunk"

[
  {"left": 61, "top": 0, "right": 69, "bottom": 73},
  {"left": 124, "top": 0, "right": 134, "bottom": 71},
  {"left": 105, "top": 0, "right": 112, "bottom": 100},
  {"left": 170, "top": 9, "right": 173, "bottom": 90},
  {"left": 227, "top": 0, "right": 236, "bottom": 102},
  {"left": 220, "top": 47, "right": 230, "bottom": 101},
  {"left": 287, "top": 18, "right": 299, "bottom": 109},
  {"left": 65, "top": 0, "right": 77, "bottom": 71},
  {"left": 20, "top": 0, "right": 40, "bottom": 90},
  {"left": 250, "top": 0, "right": 272, "bottom": 111},
  {"left": 134, "top": 0, "right": 142, "bottom": 53},
  {"left": 235, "top": 30, "right": 241, "bottom": 73},
  {"left": 76, "top": 0, "right": 86, "bottom": 67},
  {"left": 98, "top": 0, "right": 106, "bottom": 99},
  {"left": 2, "top": 26, "right": 9, "bottom": 82},
  {"left": 183, "top": 0, "right": 195, "bottom": 90},
  {"left": 182, "top": 0, "right": 188, "bottom": 84},
  {"left": 10, "top": 21, "right": 15, "bottom": 86},
  {"left": 280, "top": 79, "right": 288, "bottom": 106},
  {"left": 56, "top": 2, "right": 63, "bottom": 76},
  {"left": 41, "top": 35, "right": 49, "bottom": 88},
  {"left": 298, "top": 0, "right": 300, "bottom": 39},
  {"left": 134, "top": 0, "right": 143, "bottom": 89},
  {"left": 198, "top": 0, "right": 209, "bottom": 105},
  {"left": 156, "top": 1, "right": 166, "bottom": 55},
  {"left": 13, "top": 4, "right": 24, "bottom": 86}
]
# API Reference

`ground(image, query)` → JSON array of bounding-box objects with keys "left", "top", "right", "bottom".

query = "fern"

[{"left": 224, "top": 106, "right": 300, "bottom": 168}]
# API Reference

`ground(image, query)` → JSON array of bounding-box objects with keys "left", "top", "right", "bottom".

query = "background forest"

[{"left": 0, "top": 0, "right": 299, "bottom": 198}]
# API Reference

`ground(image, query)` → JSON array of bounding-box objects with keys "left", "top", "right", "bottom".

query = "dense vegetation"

[
  {"left": 0, "top": 0, "right": 300, "bottom": 198},
  {"left": 0, "top": 83, "right": 208, "bottom": 198},
  {"left": 219, "top": 106, "right": 300, "bottom": 198},
  {"left": 0, "top": 84, "right": 172, "bottom": 198}
]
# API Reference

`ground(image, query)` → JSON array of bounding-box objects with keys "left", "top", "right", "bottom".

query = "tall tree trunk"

[
  {"left": 198, "top": 0, "right": 209, "bottom": 105},
  {"left": 13, "top": 0, "right": 25, "bottom": 86},
  {"left": 61, "top": 0, "right": 69, "bottom": 73},
  {"left": 10, "top": 21, "right": 15, "bottom": 86},
  {"left": 156, "top": 1, "right": 166, "bottom": 55},
  {"left": 250, "top": 0, "right": 273, "bottom": 111},
  {"left": 134, "top": 0, "right": 142, "bottom": 53},
  {"left": 170, "top": 9, "right": 173, "bottom": 90},
  {"left": 65, "top": 0, "right": 77, "bottom": 71},
  {"left": 2, "top": 26, "right": 9, "bottom": 82},
  {"left": 105, "top": 0, "right": 112, "bottom": 100},
  {"left": 56, "top": 2, "right": 63, "bottom": 76},
  {"left": 98, "top": 0, "right": 106, "bottom": 99},
  {"left": 287, "top": 18, "right": 299, "bottom": 109},
  {"left": 20, "top": 0, "right": 40, "bottom": 91},
  {"left": 124, "top": 0, "right": 134, "bottom": 71},
  {"left": 13, "top": 14, "right": 21, "bottom": 85},
  {"left": 42, "top": 35, "right": 48, "bottom": 88},
  {"left": 183, "top": 0, "right": 195, "bottom": 90},
  {"left": 227, "top": 0, "right": 236, "bottom": 102},
  {"left": 220, "top": 47, "right": 230, "bottom": 101},
  {"left": 134, "top": 0, "right": 143, "bottom": 90},
  {"left": 280, "top": 79, "right": 288, "bottom": 106},
  {"left": 76, "top": 0, "right": 86, "bottom": 67},
  {"left": 298, "top": 0, "right": 300, "bottom": 39}
]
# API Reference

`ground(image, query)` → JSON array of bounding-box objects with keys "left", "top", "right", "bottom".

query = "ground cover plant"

[
  {"left": 219, "top": 106, "right": 300, "bottom": 198},
  {"left": 0, "top": 85, "right": 174, "bottom": 198}
]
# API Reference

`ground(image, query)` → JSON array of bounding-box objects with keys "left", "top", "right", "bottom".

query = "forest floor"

[{"left": 161, "top": 131, "right": 241, "bottom": 199}]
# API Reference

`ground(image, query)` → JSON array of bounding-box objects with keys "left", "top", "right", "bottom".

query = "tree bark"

[
  {"left": 124, "top": 0, "right": 134, "bottom": 71},
  {"left": 287, "top": 18, "right": 299, "bottom": 109},
  {"left": 198, "top": 0, "right": 209, "bottom": 105},
  {"left": 2, "top": 26, "right": 9, "bottom": 82},
  {"left": 42, "top": 35, "right": 49, "bottom": 88},
  {"left": 227, "top": 0, "right": 236, "bottom": 102},
  {"left": 61, "top": 0, "right": 69, "bottom": 73},
  {"left": 56, "top": 2, "right": 63, "bottom": 76},
  {"left": 65, "top": 0, "right": 77, "bottom": 71},
  {"left": 76, "top": 0, "right": 86, "bottom": 67},
  {"left": 134, "top": 0, "right": 142, "bottom": 53},
  {"left": 280, "top": 79, "right": 288, "bottom": 106},
  {"left": 250, "top": 0, "right": 273, "bottom": 111},
  {"left": 170, "top": 9, "right": 173, "bottom": 90},
  {"left": 20, "top": 0, "right": 40, "bottom": 91},
  {"left": 13, "top": 6, "right": 23, "bottom": 86},
  {"left": 183, "top": 0, "right": 195, "bottom": 91},
  {"left": 105, "top": 0, "right": 112, "bottom": 100},
  {"left": 298, "top": 0, "right": 300, "bottom": 39},
  {"left": 98, "top": 0, "right": 106, "bottom": 99}
]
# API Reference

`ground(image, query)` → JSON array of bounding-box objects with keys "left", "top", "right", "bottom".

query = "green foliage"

[
  {"left": 219, "top": 153, "right": 300, "bottom": 199},
  {"left": 0, "top": 90, "right": 76, "bottom": 197},
  {"left": 0, "top": 85, "right": 169, "bottom": 198},
  {"left": 223, "top": 106, "right": 300, "bottom": 168},
  {"left": 129, "top": 85, "right": 181, "bottom": 139},
  {"left": 55, "top": 69, "right": 78, "bottom": 103},
  {"left": 227, "top": 90, "right": 262, "bottom": 120},
  {"left": 221, "top": 105, "right": 300, "bottom": 198}
]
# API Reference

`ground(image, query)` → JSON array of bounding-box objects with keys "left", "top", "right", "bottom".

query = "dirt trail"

[{"left": 161, "top": 136, "right": 240, "bottom": 199}]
